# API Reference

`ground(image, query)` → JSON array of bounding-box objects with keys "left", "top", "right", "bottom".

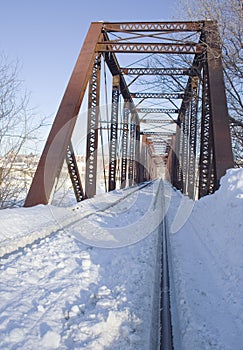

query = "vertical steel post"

[
  {"left": 140, "top": 134, "right": 147, "bottom": 182},
  {"left": 170, "top": 135, "right": 178, "bottom": 187},
  {"left": 135, "top": 124, "right": 141, "bottom": 184},
  {"left": 173, "top": 121, "right": 183, "bottom": 190},
  {"left": 187, "top": 76, "right": 199, "bottom": 199},
  {"left": 108, "top": 75, "right": 120, "bottom": 191},
  {"left": 128, "top": 119, "right": 136, "bottom": 186},
  {"left": 199, "top": 60, "right": 216, "bottom": 197},
  {"left": 181, "top": 107, "right": 190, "bottom": 194},
  {"left": 203, "top": 21, "right": 234, "bottom": 189},
  {"left": 85, "top": 54, "right": 101, "bottom": 198},
  {"left": 121, "top": 101, "right": 129, "bottom": 188}
]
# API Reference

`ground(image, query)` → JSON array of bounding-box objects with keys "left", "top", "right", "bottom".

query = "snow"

[
  {"left": 0, "top": 181, "right": 162, "bottom": 349},
  {"left": 166, "top": 168, "right": 243, "bottom": 350},
  {"left": 0, "top": 169, "right": 242, "bottom": 349}
]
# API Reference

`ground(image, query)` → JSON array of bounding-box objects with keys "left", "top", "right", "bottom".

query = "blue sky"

[{"left": 0, "top": 0, "right": 176, "bottom": 120}]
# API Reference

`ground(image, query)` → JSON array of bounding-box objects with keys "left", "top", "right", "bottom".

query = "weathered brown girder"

[
  {"left": 131, "top": 93, "right": 184, "bottom": 99},
  {"left": 97, "top": 42, "right": 204, "bottom": 54},
  {"left": 137, "top": 108, "right": 179, "bottom": 114},
  {"left": 103, "top": 21, "right": 204, "bottom": 32},
  {"left": 66, "top": 143, "right": 85, "bottom": 202},
  {"left": 141, "top": 119, "right": 175, "bottom": 124},
  {"left": 85, "top": 54, "right": 101, "bottom": 198},
  {"left": 108, "top": 75, "right": 120, "bottom": 192},
  {"left": 25, "top": 22, "right": 103, "bottom": 206},
  {"left": 121, "top": 67, "right": 191, "bottom": 75}
]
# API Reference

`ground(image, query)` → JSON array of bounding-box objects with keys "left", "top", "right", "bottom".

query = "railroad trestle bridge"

[{"left": 24, "top": 21, "right": 234, "bottom": 207}]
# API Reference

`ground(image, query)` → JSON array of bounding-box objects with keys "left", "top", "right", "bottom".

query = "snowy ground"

[
  {"left": 0, "top": 169, "right": 242, "bottom": 349},
  {"left": 0, "top": 181, "right": 163, "bottom": 349},
  {"left": 166, "top": 168, "right": 243, "bottom": 350}
]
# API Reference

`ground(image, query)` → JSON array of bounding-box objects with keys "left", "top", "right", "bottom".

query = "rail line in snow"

[
  {"left": 0, "top": 179, "right": 175, "bottom": 349},
  {"left": 159, "top": 207, "right": 174, "bottom": 349},
  {"left": 0, "top": 181, "right": 155, "bottom": 259}
]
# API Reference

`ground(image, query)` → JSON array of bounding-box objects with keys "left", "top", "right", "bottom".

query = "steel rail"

[
  {"left": 160, "top": 208, "right": 174, "bottom": 349},
  {"left": 149, "top": 180, "right": 174, "bottom": 349}
]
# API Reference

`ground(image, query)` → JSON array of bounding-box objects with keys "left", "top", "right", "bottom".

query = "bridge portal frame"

[{"left": 24, "top": 20, "right": 233, "bottom": 206}]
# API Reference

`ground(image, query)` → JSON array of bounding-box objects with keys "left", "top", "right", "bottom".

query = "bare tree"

[
  {"left": 0, "top": 54, "right": 47, "bottom": 208},
  {"left": 177, "top": 0, "right": 243, "bottom": 164}
]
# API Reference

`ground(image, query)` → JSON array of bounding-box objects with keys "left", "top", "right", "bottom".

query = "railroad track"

[
  {"left": 0, "top": 180, "right": 175, "bottom": 349},
  {"left": 160, "top": 208, "right": 174, "bottom": 349},
  {"left": 0, "top": 181, "right": 156, "bottom": 259}
]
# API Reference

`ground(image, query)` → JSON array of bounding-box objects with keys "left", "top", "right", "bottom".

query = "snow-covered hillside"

[{"left": 0, "top": 169, "right": 242, "bottom": 349}]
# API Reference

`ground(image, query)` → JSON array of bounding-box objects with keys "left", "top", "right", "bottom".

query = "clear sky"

[{"left": 0, "top": 0, "right": 176, "bottom": 121}]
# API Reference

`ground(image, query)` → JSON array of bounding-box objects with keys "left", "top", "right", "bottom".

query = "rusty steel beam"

[
  {"left": 181, "top": 107, "right": 190, "bottom": 194},
  {"left": 85, "top": 55, "right": 101, "bottom": 198},
  {"left": 103, "top": 21, "right": 204, "bottom": 32},
  {"left": 121, "top": 67, "right": 191, "bottom": 76},
  {"left": 139, "top": 135, "right": 147, "bottom": 182},
  {"left": 97, "top": 42, "right": 204, "bottom": 54},
  {"left": 128, "top": 121, "right": 136, "bottom": 186},
  {"left": 187, "top": 76, "right": 199, "bottom": 199},
  {"left": 141, "top": 119, "right": 175, "bottom": 123},
  {"left": 203, "top": 21, "right": 234, "bottom": 188},
  {"left": 24, "top": 22, "right": 104, "bottom": 206},
  {"left": 102, "top": 32, "right": 140, "bottom": 126},
  {"left": 142, "top": 131, "right": 175, "bottom": 136},
  {"left": 137, "top": 108, "right": 179, "bottom": 114},
  {"left": 173, "top": 50, "right": 203, "bottom": 197},
  {"left": 66, "top": 143, "right": 85, "bottom": 202},
  {"left": 135, "top": 124, "right": 141, "bottom": 184},
  {"left": 199, "top": 60, "right": 215, "bottom": 197},
  {"left": 131, "top": 92, "right": 184, "bottom": 99},
  {"left": 108, "top": 75, "right": 120, "bottom": 191},
  {"left": 121, "top": 101, "right": 130, "bottom": 188}
]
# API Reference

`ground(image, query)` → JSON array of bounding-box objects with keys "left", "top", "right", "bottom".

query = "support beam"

[
  {"left": 203, "top": 21, "right": 234, "bottom": 188},
  {"left": 128, "top": 121, "right": 136, "bottom": 186},
  {"left": 135, "top": 124, "right": 141, "bottom": 184},
  {"left": 66, "top": 143, "right": 85, "bottom": 202},
  {"left": 142, "top": 131, "right": 175, "bottom": 136},
  {"left": 139, "top": 135, "right": 147, "bottom": 182},
  {"left": 103, "top": 21, "right": 204, "bottom": 32},
  {"left": 141, "top": 119, "right": 175, "bottom": 124},
  {"left": 187, "top": 76, "right": 199, "bottom": 199},
  {"left": 131, "top": 93, "right": 184, "bottom": 99},
  {"left": 85, "top": 55, "right": 101, "bottom": 198},
  {"left": 137, "top": 108, "right": 178, "bottom": 114},
  {"left": 108, "top": 75, "right": 120, "bottom": 191},
  {"left": 97, "top": 42, "right": 204, "bottom": 54},
  {"left": 121, "top": 101, "right": 130, "bottom": 188},
  {"left": 24, "top": 22, "right": 103, "bottom": 206},
  {"left": 121, "top": 67, "right": 191, "bottom": 75}
]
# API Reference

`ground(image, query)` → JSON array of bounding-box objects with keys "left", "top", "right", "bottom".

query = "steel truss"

[
  {"left": 108, "top": 75, "right": 120, "bottom": 191},
  {"left": 24, "top": 21, "right": 234, "bottom": 206},
  {"left": 131, "top": 93, "right": 184, "bottom": 99},
  {"left": 121, "top": 67, "right": 191, "bottom": 75},
  {"left": 121, "top": 101, "right": 130, "bottom": 188},
  {"left": 66, "top": 143, "right": 85, "bottom": 201},
  {"left": 137, "top": 108, "right": 179, "bottom": 114},
  {"left": 85, "top": 55, "right": 101, "bottom": 198},
  {"left": 97, "top": 42, "right": 203, "bottom": 54}
]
